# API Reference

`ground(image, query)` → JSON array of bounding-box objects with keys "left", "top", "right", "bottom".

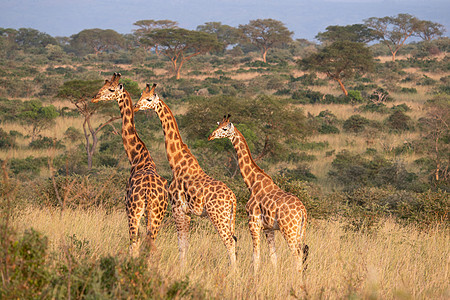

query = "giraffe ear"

[
  {"left": 118, "top": 83, "right": 124, "bottom": 90},
  {"left": 217, "top": 121, "right": 220, "bottom": 125}
]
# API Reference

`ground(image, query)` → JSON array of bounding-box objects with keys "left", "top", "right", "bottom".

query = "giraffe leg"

[
  {"left": 280, "top": 224, "right": 304, "bottom": 273},
  {"left": 173, "top": 207, "right": 191, "bottom": 265},
  {"left": 248, "top": 215, "right": 262, "bottom": 274},
  {"left": 264, "top": 229, "right": 277, "bottom": 268},
  {"left": 144, "top": 188, "right": 167, "bottom": 252},
  {"left": 206, "top": 204, "right": 236, "bottom": 268},
  {"left": 127, "top": 194, "right": 146, "bottom": 257}
]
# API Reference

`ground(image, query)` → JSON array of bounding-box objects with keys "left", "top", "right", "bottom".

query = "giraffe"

[
  {"left": 134, "top": 84, "right": 237, "bottom": 267},
  {"left": 91, "top": 73, "right": 168, "bottom": 257},
  {"left": 208, "top": 115, "right": 308, "bottom": 273}
]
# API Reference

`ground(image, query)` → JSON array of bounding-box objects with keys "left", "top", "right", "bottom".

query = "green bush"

[
  {"left": 29, "top": 136, "right": 65, "bottom": 149},
  {"left": 0, "top": 128, "right": 17, "bottom": 148},
  {"left": 343, "top": 115, "right": 370, "bottom": 133},
  {"left": 8, "top": 156, "right": 46, "bottom": 177},
  {"left": 400, "top": 87, "right": 418, "bottom": 94},
  {"left": 385, "top": 111, "right": 414, "bottom": 132},
  {"left": 328, "top": 150, "right": 419, "bottom": 191},
  {"left": 0, "top": 228, "right": 50, "bottom": 299}
]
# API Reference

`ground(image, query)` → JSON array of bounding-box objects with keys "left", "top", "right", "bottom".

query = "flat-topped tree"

[
  {"left": 141, "top": 28, "right": 221, "bottom": 79},
  {"left": 299, "top": 41, "right": 374, "bottom": 96},
  {"left": 316, "top": 24, "right": 376, "bottom": 45},
  {"left": 364, "top": 13, "right": 420, "bottom": 62},
  {"left": 239, "top": 19, "right": 293, "bottom": 63},
  {"left": 57, "top": 79, "right": 121, "bottom": 170},
  {"left": 133, "top": 19, "right": 178, "bottom": 54}
]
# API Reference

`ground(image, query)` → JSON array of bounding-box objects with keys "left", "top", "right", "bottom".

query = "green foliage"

[
  {"left": 300, "top": 41, "right": 374, "bottom": 95},
  {"left": 119, "top": 77, "right": 140, "bottom": 98},
  {"left": 386, "top": 110, "right": 414, "bottom": 132},
  {"left": 183, "top": 94, "right": 310, "bottom": 161},
  {"left": 8, "top": 156, "right": 46, "bottom": 177},
  {"left": 0, "top": 128, "right": 17, "bottom": 148},
  {"left": 329, "top": 150, "right": 420, "bottom": 191},
  {"left": 0, "top": 222, "right": 205, "bottom": 299},
  {"left": 359, "top": 102, "right": 389, "bottom": 114},
  {"left": 316, "top": 24, "right": 376, "bottom": 44},
  {"left": 29, "top": 136, "right": 65, "bottom": 149},
  {"left": 0, "top": 228, "right": 50, "bottom": 299},
  {"left": 239, "top": 18, "right": 293, "bottom": 62},
  {"left": 17, "top": 99, "right": 59, "bottom": 139},
  {"left": 63, "top": 126, "right": 83, "bottom": 142},
  {"left": 343, "top": 115, "right": 371, "bottom": 133}
]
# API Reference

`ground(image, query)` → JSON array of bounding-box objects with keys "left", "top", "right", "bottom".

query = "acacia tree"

[
  {"left": 57, "top": 80, "right": 120, "bottom": 170},
  {"left": 18, "top": 100, "right": 59, "bottom": 141},
  {"left": 197, "top": 22, "right": 240, "bottom": 51},
  {"left": 300, "top": 41, "right": 374, "bottom": 96},
  {"left": 364, "top": 14, "right": 420, "bottom": 61},
  {"left": 70, "top": 29, "right": 125, "bottom": 56},
  {"left": 316, "top": 24, "right": 376, "bottom": 45},
  {"left": 142, "top": 28, "right": 221, "bottom": 79},
  {"left": 239, "top": 19, "right": 293, "bottom": 63},
  {"left": 419, "top": 95, "right": 450, "bottom": 186},
  {"left": 415, "top": 20, "right": 446, "bottom": 41},
  {"left": 133, "top": 19, "right": 178, "bottom": 54}
]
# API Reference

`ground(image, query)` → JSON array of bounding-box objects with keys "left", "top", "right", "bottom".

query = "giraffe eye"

[
  {"left": 222, "top": 128, "right": 228, "bottom": 131},
  {"left": 109, "top": 88, "right": 115, "bottom": 92}
]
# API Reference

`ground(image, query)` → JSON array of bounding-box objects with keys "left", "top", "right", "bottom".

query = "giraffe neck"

[
  {"left": 153, "top": 99, "right": 201, "bottom": 176},
  {"left": 117, "top": 91, "right": 156, "bottom": 170},
  {"left": 230, "top": 128, "right": 271, "bottom": 193}
]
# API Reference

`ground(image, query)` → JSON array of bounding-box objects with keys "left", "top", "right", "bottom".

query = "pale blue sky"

[{"left": 0, "top": 0, "right": 448, "bottom": 41}]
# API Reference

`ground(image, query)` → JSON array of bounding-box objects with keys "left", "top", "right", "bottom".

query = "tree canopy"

[
  {"left": 239, "top": 19, "right": 293, "bottom": 63},
  {"left": 300, "top": 41, "right": 374, "bottom": 96},
  {"left": 142, "top": 28, "right": 222, "bottom": 79},
  {"left": 70, "top": 29, "right": 125, "bottom": 56},
  {"left": 197, "top": 22, "right": 240, "bottom": 51},
  {"left": 316, "top": 24, "right": 376, "bottom": 44},
  {"left": 57, "top": 79, "right": 120, "bottom": 169},
  {"left": 364, "top": 14, "right": 420, "bottom": 61}
]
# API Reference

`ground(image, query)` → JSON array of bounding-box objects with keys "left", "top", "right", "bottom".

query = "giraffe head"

[
  {"left": 208, "top": 114, "right": 236, "bottom": 141},
  {"left": 134, "top": 83, "right": 159, "bottom": 112},
  {"left": 92, "top": 72, "right": 122, "bottom": 103}
]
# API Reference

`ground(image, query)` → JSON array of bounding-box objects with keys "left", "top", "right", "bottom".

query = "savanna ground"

[
  {"left": 4, "top": 204, "right": 448, "bottom": 299},
  {"left": 1, "top": 44, "right": 449, "bottom": 298}
]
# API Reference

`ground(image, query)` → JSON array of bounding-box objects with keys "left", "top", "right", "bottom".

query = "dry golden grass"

[{"left": 10, "top": 205, "right": 450, "bottom": 299}]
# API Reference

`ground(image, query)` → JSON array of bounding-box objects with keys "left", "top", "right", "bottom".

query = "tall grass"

[{"left": 10, "top": 205, "right": 450, "bottom": 299}]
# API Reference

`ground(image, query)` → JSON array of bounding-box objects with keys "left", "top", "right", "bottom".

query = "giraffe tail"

[
  {"left": 230, "top": 200, "right": 237, "bottom": 242},
  {"left": 302, "top": 243, "right": 309, "bottom": 272}
]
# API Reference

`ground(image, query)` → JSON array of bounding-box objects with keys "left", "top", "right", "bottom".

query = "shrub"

[
  {"left": 347, "top": 90, "right": 364, "bottom": 103},
  {"left": 8, "top": 156, "right": 46, "bottom": 177},
  {"left": 63, "top": 126, "right": 83, "bottom": 142},
  {"left": 400, "top": 87, "right": 418, "bottom": 94},
  {"left": 328, "top": 151, "right": 419, "bottom": 191},
  {"left": 319, "top": 124, "right": 340, "bottom": 134},
  {"left": 29, "top": 136, "right": 65, "bottom": 149},
  {"left": 292, "top": 89, "right": 323, "bottom": 104},
  {"left": 359, "top": 102, "right": 389, "bottom": 114},
  {"left": 0, "top": 128, "right": 17, "bottom": 148},
  {"left": 343, "top": 115, "right": 370, "bottom": 133},
  {"left": 1, "top": 228, "right": 50, "bottom": 299},
  {"left": 385, "top": 111, "right": 414, "bottom": 132}
]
